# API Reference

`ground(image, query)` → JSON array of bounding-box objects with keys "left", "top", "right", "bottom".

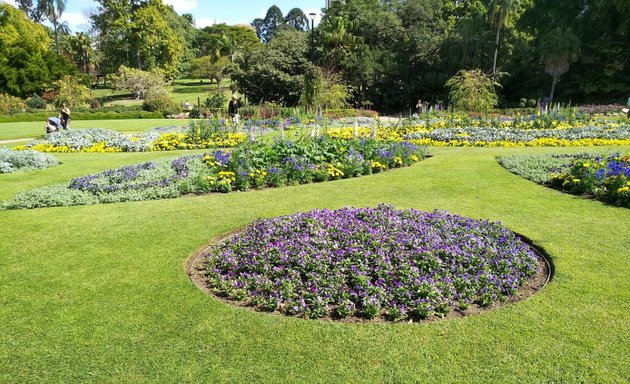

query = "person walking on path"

[{"left": 60, "top": 103, "right": 71, "bottom": 130}]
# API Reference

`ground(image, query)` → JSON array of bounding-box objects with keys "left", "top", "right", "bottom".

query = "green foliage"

[
  {"left": 193, "top": 24, "right": 260, "bottom": 59},
  {"left": 252, "top": 5, "right": 286, "bottom": 42},
  {"left": 300, "top": 66, "right": 350, "bottom": 111},
  {"left": 91, "top": 0, "right": 191, "bottom": 78},
  {"left": 204, "top": 92, "right": 227, "bottom": 109},
  {"left": 142, "top": 94, "right": 180, "bottom": 117},
  {"left": 233, "top": 29, "right": 309, "bottom": 105},
  {"left": 26, "top": 93, "right": 47, "bottom": 110},
  {"left": 0, "top": 3, "right": 75, "bottom": 97},
  {"left": 0, "top": 93, "right": 27, "bottom": 115},
  {"left": 53, "top": 75, "right": 92, "bottom": 108},
  {"left": 190, "top": 56, "right": 229, "bottom": 85},
  {"left": 446, "top": 69, "right": 500, "bottom": 112}
]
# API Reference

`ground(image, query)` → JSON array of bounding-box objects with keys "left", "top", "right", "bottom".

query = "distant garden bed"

[{"left": 191, "top": 205, "right": 546, "bottom": 322}]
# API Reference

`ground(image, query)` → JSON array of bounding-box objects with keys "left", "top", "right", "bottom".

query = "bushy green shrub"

[
  {"left": 143, "top": 94, "right": 180, "bottom": 117},
  {"left": 204, "top": 92, "right": 227, "bottom": 109},
  {"left": 0, "top": 93, "right": 27, "bottom": 115},
  {"left": 446, "top": 69, "right": 500, "bottom": 113},
  {"left": 26, "top": 94, "right": 47, "bottom": 110}
]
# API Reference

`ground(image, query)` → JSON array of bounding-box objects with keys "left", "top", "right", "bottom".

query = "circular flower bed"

[{"left": 201, "top": 205, "right": 541, "bottom": 321}]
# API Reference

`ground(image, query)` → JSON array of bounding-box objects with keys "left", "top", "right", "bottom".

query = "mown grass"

[
  {"left": 0, "top": 119, "right": 191, "bottom": 141},
  {"left": 1, "top": 145, "right": 629, "bottom": 383}
]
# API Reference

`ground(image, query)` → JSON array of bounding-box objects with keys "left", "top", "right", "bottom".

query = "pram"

[{"left": 45, "top": 117, "right": 62, "bottom": 133}]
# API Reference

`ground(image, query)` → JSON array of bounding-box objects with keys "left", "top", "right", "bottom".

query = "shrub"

[
  {"left": 0, "top": 93, "right": 27, "bottom": 115},
  {"left": 143, "top": 94, "right": 180, "bottom": 117},
  {"left": 26, "top": 94, "right": 47, "bottom": 110},
  {"left": 204, "top": 92, "right": 227, "bottom": 109},
  {"left": 446, "top": 69, "right": 500, "bottom": 113},
  {"left": 90, "top": 99, "right": 101, "bottom": 109}
]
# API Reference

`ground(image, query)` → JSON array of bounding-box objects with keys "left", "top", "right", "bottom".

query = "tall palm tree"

[
  {"left": 38, "top": 0, "right": 67, "bottom": 55},
  {"left": 69, "top": 32, "right": 96, "bottom": 74},
  {"left": 539, "top": 27, "right": 580, "bottom": 103},
  {"left": 486, "top": 0, "right": 519, "bottom": 76}
]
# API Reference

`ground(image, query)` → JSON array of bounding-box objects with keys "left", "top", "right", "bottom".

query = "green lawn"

[
  {"left": 1, "top": 145, "right": 629, "bottom": 383},
  {"left": 91, "top": 78, "right": 230, "bottom": 107},
  {"left": 0, "top": 119, "right": 191, "bottom": 141}
]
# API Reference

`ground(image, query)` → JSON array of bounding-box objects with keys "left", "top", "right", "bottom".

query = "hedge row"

[{"left": 0, "top": 111, "right": 164, "bottom": 123}]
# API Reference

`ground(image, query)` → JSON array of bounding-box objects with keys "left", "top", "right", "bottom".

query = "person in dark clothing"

[
  {"left": 228, "top": 95, "right": 240, "bottom": 122},
  {"left": 60, "top": 103, "right": 71, "bottom": 130}
]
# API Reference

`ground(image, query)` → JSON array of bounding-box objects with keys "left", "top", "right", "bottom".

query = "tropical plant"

[
  {"left": 538, "top": 27, "right": 580, "bottom": 103},
  {"left": 37, "top": 0, "right": 66, "bottom": 54},
  {"left": 446, "top": 69, "right": 500, "bottom": 112},
  {"left": 486, "top": 0, "right": 520, "bottom": 75}
]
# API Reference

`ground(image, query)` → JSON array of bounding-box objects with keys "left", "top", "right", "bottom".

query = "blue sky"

[{"left": 2, "top": 0, "right": 326, "bottom": 32}]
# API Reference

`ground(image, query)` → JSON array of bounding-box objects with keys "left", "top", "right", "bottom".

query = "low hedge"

[{"left": 0, "top": 110, "right": 164, "bottom": 123}]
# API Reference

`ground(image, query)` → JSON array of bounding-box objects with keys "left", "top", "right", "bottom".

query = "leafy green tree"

[
  {"left": 15, "top": 0, "right": 45, "bottom": 22},
  {"left": 539, "top": 27, "right": 580, "bottom": 103},
  {"left": 67, "top": 32, "right": 96, "bottom": 74},
  {"left": 233, "top": 29, "right": 309, "bottom": 105},
  {"left": 300, "top": 66, "right": 350, "bottom": 110},
  {"left": 446, "top": 69, "right": 500, "bottom": 112},
  {"left": 252, "top": 5, "right": 285, "bottom": 42},
  {"left": 190, "top": 56, "right": 230, "bottom": 86},
  {"left": 285, "top": 8, "right": 309, "bottom": 31},
  {"left": 193, "top": 24, "right": 260, "bottom": 59},
  {"left": 0, "top": 3, "right": 75, "bottom": 97},
  {"left": 52, "top": 75, "right": 91, "bottom": 108},
  {"left": 91, "top": 0, "right": 191, "bottom": 78}
]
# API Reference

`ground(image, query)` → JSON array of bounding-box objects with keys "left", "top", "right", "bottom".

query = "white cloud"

[
  {"left": 195, "top": 16, "right": 217, "bottom": 28},
  {"left": 163, "top": 0, "right": 198, "bottom": 13},
  {"left": 2, "top": 0, "right": 18, "bottom": 6}
]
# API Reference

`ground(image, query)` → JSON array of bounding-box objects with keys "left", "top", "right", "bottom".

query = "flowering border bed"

[
  {"left": 1, "top": 137, "right": 426, "bottom": 210},
  {"left": 192, "top": 205, "right": 546, "bottom": 322},
  {"left": 498, "top": 152, "right": 630, "bottom": 208},
  {"left": 14, "top": 126, "right": 246, "bottom": 153}
]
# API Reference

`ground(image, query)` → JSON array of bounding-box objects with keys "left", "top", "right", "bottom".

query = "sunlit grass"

[{"left": 1, "top": 145, "right": 628, "bottom": 382}]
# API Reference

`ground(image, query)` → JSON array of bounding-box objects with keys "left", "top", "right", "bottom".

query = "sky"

[{"left": 1, "top": 0, "right": 326, "bottom": 32}]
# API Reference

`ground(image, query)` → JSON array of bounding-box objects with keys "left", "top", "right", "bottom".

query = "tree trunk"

[
  {"left": 492, "top": 11, "right": 503, "bottom": 76},
  {"left": 549, "top": 75, "right": 559, "bottom": 104},
  {"left": 54, "top": 22, "right": 59, "bottom": 55}
]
